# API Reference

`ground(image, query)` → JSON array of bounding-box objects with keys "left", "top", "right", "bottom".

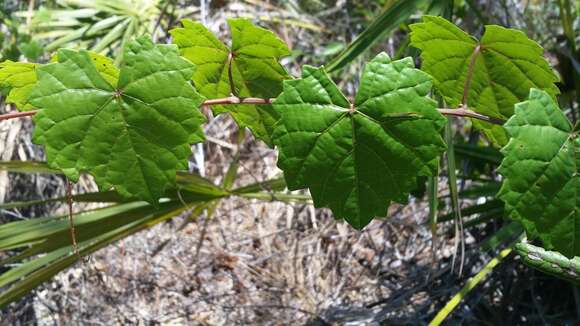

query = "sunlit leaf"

[
  {"left": 171, "top": 18, "right": 290, "bottom": 145},
  {"left": 498, "top": 89, "right": 579, "bottom": 257},
  {"left": 0, "top": 61, "right": 38, "bottom": 111},
  {"left": 30, "top": 36, "right": 206, "bottom": 204},
  {"left": 410, "top": 16, "right": 559, "bottom": 146},
  {"left": 273, "top": 53, "right": 446, "bottom": 228}
]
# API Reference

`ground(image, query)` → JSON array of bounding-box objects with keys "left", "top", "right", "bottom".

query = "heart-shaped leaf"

[
  {"left": 170, "top": 18, "right": 290, "bottom": 145},
  {"left": 273, "top": 53, "right": 446, "bottom": 229},
  {"left": 498, "top": 89, "right": 579, "bottom": 257},
  {"left": 31, "top": 36, "right": 206, "bottom": 204},
  {"left": 410, "top": 16, "right": 559, "bottom": 146}
]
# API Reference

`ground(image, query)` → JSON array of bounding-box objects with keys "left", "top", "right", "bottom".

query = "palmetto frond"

[{"left": 18, "top": 0, "right": 161, "bottom": 56}]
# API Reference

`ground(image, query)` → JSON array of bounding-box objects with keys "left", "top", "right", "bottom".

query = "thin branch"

[
  {"left": 0, "top": 98, "right": 504, "bottom": 125},
  {"left": 0, "top": 110, "right": 38, "bottom": 121},
  {"left": 461, "top": 44, "right": 482, "bottom": 107},
  {"left": 151, "top": 0, "right": 174, "bottom": 39},
  {"left": 66, "top": 178, "right": 82, "bottom": 262}
]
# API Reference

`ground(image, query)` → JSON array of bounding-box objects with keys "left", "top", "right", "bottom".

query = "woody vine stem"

[
  {"left": 0, "top": 99, "right": 504, "bottom": 124},
  {"left": 0, "top": 45, "right": 502, "bottom": 124}
]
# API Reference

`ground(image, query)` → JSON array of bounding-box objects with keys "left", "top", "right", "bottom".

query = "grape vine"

[{"left": 0, "top": 15, "right": 577, "bottom": 265}]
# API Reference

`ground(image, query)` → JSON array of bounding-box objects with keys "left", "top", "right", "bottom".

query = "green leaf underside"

[
  {"left": 273, "top": 53, "right": 446, "bottom": 229},
  {"left": 410, "top": 15, "right": 559, "bottom": 146},
  {"left": 498, "top": 89, "right": 579, "bottom": 257},
  {"left": 31, "top": 37, "right": 206, "bottom": 204},
  {"left": 170, "top": 18, "right": 291, "bottom": 145},
  {"left": 0, "top": 61, "right": 38, "bottom": 111}
]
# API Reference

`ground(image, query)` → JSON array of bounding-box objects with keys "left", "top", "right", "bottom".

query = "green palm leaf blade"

[
  {"left": 410, "top": 15, "right": 560, "bottom": 146},
  {"left": 0, "top": 169, "right": 228, "bottom": 307},
  {"left": 272, "top": 53, "right": 446, "bottom": 229},
  {"left": 325, "top": 0, "right": 427, "bottom": 72},
  {"left": 30, "top": 36, "right": 206, "bottom": 204},
  {"left": 170, "top": 18, "right": 291, "bottom": 146},
  {"left": 0, "top": 200, "right": 194, "bottom": 308},
  {"left": 0, "top": 61, "right": 38, "bottom": 111},
  {"left": 0, "top": 161, "right": 61, "bottom": 174},
  {"left": 498, "top": 89, "right": 579, "bottom": 257},
  {"left": 23, "top": 1, "right": 161, "bottom": 55}
]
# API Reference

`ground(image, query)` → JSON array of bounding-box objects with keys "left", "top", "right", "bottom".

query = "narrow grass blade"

[
  {"left": 236, "top": 192, "right": 312, "bottom": 203},
  {"left": 0, "top": 190, "right": 128, "bottom": 209},
  {"left": 458, "top": 182, "right": 501, "bottom": 198},
  {"left": 0, "top": 200, "right": 193, "bottom": 307},
  {"left": 232, "top": 177, "right": 287, "bottom": 194},
  {"left": 480, "top": 222, "right": 523, "bottom": 252},
  {"left": 438, "top": 200, "right": 503, "bottom": 223},
  {"left": 0, "top": 161, "right": 61, "bottom": 174},
  {"left": 325, "top": 0, "right": 426, "bottom": 72},
  {"left": 454, "top": 143, "right": 502, "bottom": 165},
  {"left": 222, "top": 128, "right": 245, "bottom": 191},
  {"left": 446, "top": 119, "right": 464, "bottom": 273},
  {"left": 429, "top": 248, "right": 513, "bottom": 325}
]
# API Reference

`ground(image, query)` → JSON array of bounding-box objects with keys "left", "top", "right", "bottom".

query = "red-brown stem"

[
  {"left": 227, "top": 52, "right": 237, "bottom": 97},
  {"left": 461, "top": 44, "right": 482, "bottom": 107},
  {"left": 0, "top": 109, "right": 38, "bottom": 121},
  {"left": 66, "top": 178, "right": 82, "bottom": 262},
  {"left": 0, "top": 97, "right": 505, "bottom": 125}
]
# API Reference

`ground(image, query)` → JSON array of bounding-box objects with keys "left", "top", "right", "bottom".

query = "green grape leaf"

[
  {"left": 272, "top": 53, "right": 446, "bottom": 229},
  {"left": 170, "top": 18, "right": 290, "bottom": 146},
  {"left": 410, "top": 15, "right": 559, "bottom": 146},
  {"left": 498, "top": 89, "right": 579, "bottom": 257},
  {"left": 0, "top": 61, "right": 38, "bottom": 111},
  {"left": 31, "top": 36, "right": 206, "bottom": 204},
  {"left": 52, "top": 51, "right": 120, "bottom": 86},
  {"left": 87, "top": 52, "right": 119, "bottom": 86},
  {"left": 0, "top": 53, "right": 118, "bottom": 112}
]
